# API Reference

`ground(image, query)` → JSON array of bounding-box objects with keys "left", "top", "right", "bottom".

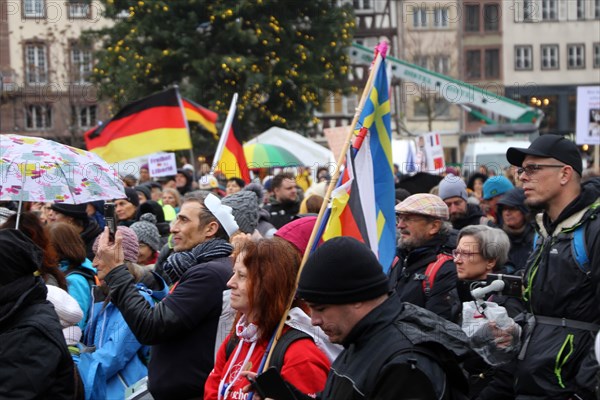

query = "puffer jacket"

[
  {"left": 515, "top": 180, "right": 600, "bottom": 399},
  {"left": 319, "top": 293, "right": 470, "bottom": 400},
  {"left": 0, "top": 276, "right": 74, "bottom": 399},
  {"left": 389, "top": 234, "right": 461, "bottom": 323}
]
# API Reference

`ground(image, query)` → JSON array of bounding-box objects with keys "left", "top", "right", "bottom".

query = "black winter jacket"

[
  {"left": 264, "top": 197, "right": 300, "bottom": 229},
  {"left": 81, "top": 218, "right": 103, "bottom": 261},
  {"left": 452, "top": 203, "right": 495, "bottom": 230},
  {"left": 0, "top": 277, "right": 74, "bottom": 399},
  {"left": 515, "top": 180, "right": 600, "bottom": 399},
  {"left": 389, "top": 234, "right": 461, "bottom": 323},
  {"left": 104, "top": 255, "right": 233, "bottom": 400},
  {"left": 319, "top": 293, "right": 470, "bottom": 400}
]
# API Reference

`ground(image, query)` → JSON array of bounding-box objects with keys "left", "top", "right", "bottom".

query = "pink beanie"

[
  {"left": 274, "top": 216, "right": 322, "bottom": 255},
  {"left": 93, "top": 226, "right": 139, "bottom": 263}
]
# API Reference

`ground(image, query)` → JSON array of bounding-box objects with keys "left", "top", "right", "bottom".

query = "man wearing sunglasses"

[{"left": 506, "top": 134, "right": 600, "bottom": 399}]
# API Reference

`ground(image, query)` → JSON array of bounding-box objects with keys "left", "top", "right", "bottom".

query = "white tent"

[{"left": 246, "top": 127, "right": 334, "bottom": 168}]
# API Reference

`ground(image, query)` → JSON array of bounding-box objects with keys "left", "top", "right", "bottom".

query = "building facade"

[
  {"left": 0, "top": 0, "right": 111, "bottom": 146},
  {"left": 503, "top": 0, "right": 600, "bottom": 135}
]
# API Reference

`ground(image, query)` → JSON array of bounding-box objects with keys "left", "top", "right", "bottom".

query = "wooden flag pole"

[{"left": 262, "top": 45, "right": 386, "bottom": 370}]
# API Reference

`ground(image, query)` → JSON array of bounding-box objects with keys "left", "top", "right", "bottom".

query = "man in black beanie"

[
  {"left": 0, "top": 229, "right": 74, "bottom": 399},
  {"left": 258, "top": 236, "right": 470, "bottom": 400}
]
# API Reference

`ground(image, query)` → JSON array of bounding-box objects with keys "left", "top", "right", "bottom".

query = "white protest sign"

[
  {"left": 148, "top": 153, "right": 177, "bottom": 177},
  {"left": 576, "top": 86, "right": 600, "bottom": 145},
  {"left": 421, "top": 133, "right": 445, "bottom": 173}
]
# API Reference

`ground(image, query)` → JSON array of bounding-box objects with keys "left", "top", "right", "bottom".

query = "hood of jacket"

[
  {"left": 540, "top": 179, "right": 600, "bottom": 236},
  {"left": 0, "top": 276, "right": 47, "bottom": 325}
]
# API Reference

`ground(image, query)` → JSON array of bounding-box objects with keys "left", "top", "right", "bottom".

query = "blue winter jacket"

[
  {"left": 78, "top": 279, "right": 168, "bottom": 400},
  {"left": 60, "top": 258, "right": 96, "bottom": 330}
]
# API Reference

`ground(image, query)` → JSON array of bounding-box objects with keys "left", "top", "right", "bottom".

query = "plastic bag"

[{"left": 461, "top": 301, "right": 521, "bottom": 366}]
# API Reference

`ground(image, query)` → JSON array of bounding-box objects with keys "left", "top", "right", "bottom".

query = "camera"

[{"left": 486, "top": 273, "right": 523, "bottom": 298}]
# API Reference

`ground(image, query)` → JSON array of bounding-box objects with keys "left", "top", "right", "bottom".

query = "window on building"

[
  {"left": 523, "top": 0, "right": 536, "bottom": 21},
  {"left": 483, "top": 4, "right": 500, "bottom": 31},
  {"left": 593, "top": 43, "right": 600, "bottom": 68},
  {"left": 515, "top": 46, "right": 533, "bottom": 70},
  {"left": 595, "top": 0, "right": 600, "bottom": 18},
  {"left": 433, "top": 56, "right": 450, "bottom": 74},
  {"left": 71, "top": 46, "right": 92, "bottom": 84},
  {"left": 25, "top": 43, "right": 47, "bottom": 84},
  {"left": 414, "top": 98, "right": 428, "bottom": 117},
  {"left": 541, "top": 44, "right": 559, "bottom": 69},
  {"left": 577, "top": 0, "right": 586, "bottom": 19},
  {"left": 567, "top": 44, "right": 585, "bottom": 68},
  {"left": 353, "top": 0, "right": 372, "bottom": 10},
  {"left": 414, "top": 56, "right": 429, "bottom": 69},
  {"left": 465, "top": 4, "right": 480, "bottom": 32},
  {"left": 466, "top": 50, "right": 481, "bottom": 79},
  {"left": 434, "top": 6, "right": 449, "bottom": 28},
  {"left": 435, "top": 98, "right": 450, "bottom": 116},
  {"left": 413, "top": 6, "right": 428, "bottom": 28},
  {"left": 23, "top": 0, "right": 44, "bottom": 18},
  {"left": 68, "top": 3, "right": 89, "bottom": 18},
  {"left": 484, "top": 49, "right": 500, "bottom": 78},
  {"left": 72, "top": 105, "right": 97, "bottom": 128},
  {"left": 542, "top": 0, "right": 558, "bottom": 20},
  {"left": 25, "top": 104, "right": 52, "bottom": 129}
]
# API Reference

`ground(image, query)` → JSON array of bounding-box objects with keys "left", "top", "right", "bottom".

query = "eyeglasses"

[
  {"left": 452, "top": 249, "right": 480, "bottom": 259},
  {"left": 517, "top": 164, "right": 565, "bottom": 176},
  {"left": 395, "top": 213, "right": 429, "bottom": 224}
]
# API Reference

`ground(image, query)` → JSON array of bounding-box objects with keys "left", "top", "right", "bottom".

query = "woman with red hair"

[{"left": 204, "top": 238, "right": 330, "bottom": 400}]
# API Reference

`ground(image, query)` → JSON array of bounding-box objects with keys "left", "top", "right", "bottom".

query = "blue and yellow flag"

[{"left": 316, "top": 49, "right": 396, "bottom": 273}]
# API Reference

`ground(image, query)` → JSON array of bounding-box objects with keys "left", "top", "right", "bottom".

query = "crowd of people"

[{"left": 0, "top": 134, "right": 599, "bottom": 400}]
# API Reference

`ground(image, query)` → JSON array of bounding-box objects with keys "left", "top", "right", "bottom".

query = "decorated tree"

[{"left": 88, "top": 0, "right": 355, "bottom": 139}]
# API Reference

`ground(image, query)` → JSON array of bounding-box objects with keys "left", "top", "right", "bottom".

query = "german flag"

[
  {"left": 215, "top": 119, "right": 250, "bottom": 183},
  {"left": 181, "top": 98, "right": 218, "bottom": 139},
  {"left": 84, "top": 88, "right": 191, "bottom": 163}
]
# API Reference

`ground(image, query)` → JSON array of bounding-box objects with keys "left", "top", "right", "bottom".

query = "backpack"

[
  {"left": 224, "top": 328, "right": 311, "bottom": 371},
  {"left": 66, "top": 266, "right": 100, "bottom": 287},
  {"left": 531, "top": 202, "right": 600, "bottom": 275},
  {"left": 392, "top": 253, "right": 454, "bottom": 297}
]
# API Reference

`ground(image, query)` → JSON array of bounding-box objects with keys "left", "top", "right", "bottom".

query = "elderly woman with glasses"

[{"left": 454, "top": 225, "right": 525, "bottom": 399}]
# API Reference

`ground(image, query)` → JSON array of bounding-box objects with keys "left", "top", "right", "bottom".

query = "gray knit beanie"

[
  {"left": 130, "top": 213, "right": 161, "bottom": 251},
  {"left": 438, "top": 174, "right": 468, "bottom": 201},
  {"left": 221, "top": 191, "right": 259, "bottom": 234}
]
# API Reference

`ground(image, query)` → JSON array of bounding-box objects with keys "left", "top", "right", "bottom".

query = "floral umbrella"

[{"left": 0, "top": 134, "right": 125, "bottom": 211}]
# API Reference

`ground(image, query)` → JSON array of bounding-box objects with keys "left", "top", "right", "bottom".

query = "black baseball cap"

[{"left": 506, "top": 134, "right": 582, "bottom": 176}]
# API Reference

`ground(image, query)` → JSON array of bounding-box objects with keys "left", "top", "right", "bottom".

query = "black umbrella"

[{"left": 397, "top": 172, "right": 443, "bottom": 195}]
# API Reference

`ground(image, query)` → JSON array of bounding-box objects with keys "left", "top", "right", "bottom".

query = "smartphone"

[
  {"left": 104, "top": 202, "right": 117, "bottom": 241},
  {"left": 486, "top": 273, "right": 523, "bottom": 298},
  {"left": 251, "top": 367, "right": 295, "bottom": 400}
]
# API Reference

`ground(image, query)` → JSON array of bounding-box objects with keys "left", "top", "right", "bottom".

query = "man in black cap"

[
  {"left": 289, "top": 237, "right": 470, "bottom": 399},
  {"left": 505, "top": 134, "right": 600, "bottom": 399},
  {"left": 0, "top": 229, "right": 74, "bottom": 398}
]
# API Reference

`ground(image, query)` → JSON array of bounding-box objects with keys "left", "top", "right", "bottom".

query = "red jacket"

[{"left": 204, "top": 331, "right": 330, "bottom": 400}]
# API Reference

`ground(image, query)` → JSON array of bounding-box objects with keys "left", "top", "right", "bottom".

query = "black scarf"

[{"left": 162, "top": 238, "right": 233, "bottom": 283}]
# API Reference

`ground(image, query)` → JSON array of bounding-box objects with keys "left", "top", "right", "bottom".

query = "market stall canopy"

[{"left": 245, "top": 127, "right": 334, "bottom": 168}]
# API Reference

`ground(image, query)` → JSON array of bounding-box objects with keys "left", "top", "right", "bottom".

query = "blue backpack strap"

[
  {"left": 532, "top": 232, "right": 539, "bottom": 251},
  {"left": 571, "top": 225, "right": 589, "bottom": 275}
]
